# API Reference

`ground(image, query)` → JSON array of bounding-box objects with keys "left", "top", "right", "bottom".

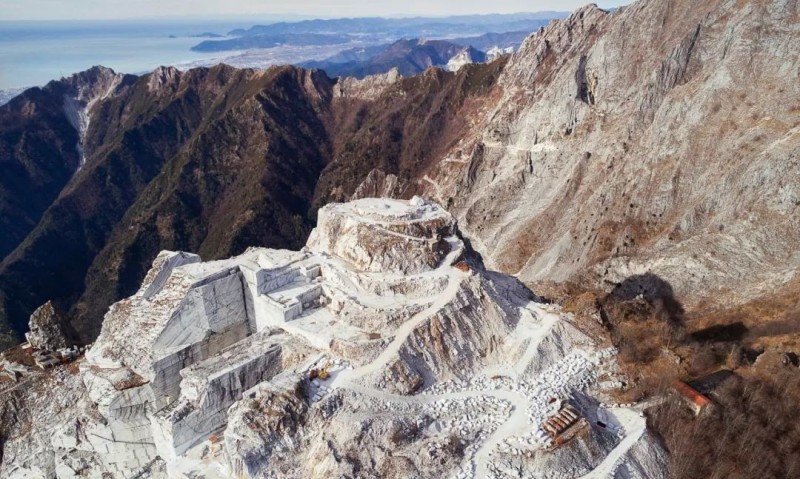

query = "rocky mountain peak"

[
  {"left": 333, "top": 67, "right": 401, "bottom": 99},
  {"left": 424, "top": 0, "right": 800, "bottom": 313},
  {"left": 446, "top": 46, "right": 487, "bottom": 72},
  {"left": 61, "top": 66, "right": 128, "bottom": 103},
  {"left": 147, "top": 65, "right": 182, "bottom": 93},
  {"left": 503, "top": 3, "right": 609, "bottom": 91}
]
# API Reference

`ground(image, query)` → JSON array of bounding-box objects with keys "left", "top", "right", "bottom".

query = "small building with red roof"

[{"left": 673, "top": 380, "right": 712, "bottom": 415}]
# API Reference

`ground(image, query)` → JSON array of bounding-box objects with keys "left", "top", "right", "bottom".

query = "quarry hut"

[{"left": 673, "top": 380, "right": 712, "bottom": 415}]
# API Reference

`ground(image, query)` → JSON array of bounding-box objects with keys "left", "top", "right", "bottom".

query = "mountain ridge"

[
  {"left": 193, "top": 13, "right": 564, "bottom": 54},
  {"left": 1, "top": 0, "right": 799, "bottom": 476},
  {"left": 305, "top": 38, "right": 484, "bottom": 79},
  {"left": 0, "top": 59, "right": 507, "bottom": 345},
  {"left": 300, "top": 32, "right": 525, "bottom": 79},
  {"left": 0, "top": 0, "right": 798, "bottom": 367}
]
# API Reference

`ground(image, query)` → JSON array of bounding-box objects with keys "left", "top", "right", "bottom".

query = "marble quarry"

[{"left": 1, "top": 197, "right": 667, "bottom": 478}]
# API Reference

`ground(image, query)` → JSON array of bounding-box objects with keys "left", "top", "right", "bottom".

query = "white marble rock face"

[
  {"left": 307, "top": 197, "right": 458, "bottom": 274},
  {"left": 1, "top": 197, "right": 667, "bottom": 479}
]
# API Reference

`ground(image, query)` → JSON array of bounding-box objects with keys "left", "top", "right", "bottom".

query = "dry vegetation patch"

[{"left": 537, "top": 275, "right": 800, "bottom": 477}]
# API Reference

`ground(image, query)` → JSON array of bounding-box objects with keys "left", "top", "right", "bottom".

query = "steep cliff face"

[{"left": 420, "top": 0, "right": 800, "bottom": 314}]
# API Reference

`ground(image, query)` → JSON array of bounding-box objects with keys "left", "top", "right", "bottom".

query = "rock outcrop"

[
  {"left": 25, "top": 302, "right": 69, "bottom": 351},
  {"left": 0, "top": 198, "right": 666, "bottom": 478},
  {"left": 333, "top": 68, "right": 401, "bottom": 100},
  {"left": 307, "top": 197, "right": 456, "bottom": 274}
]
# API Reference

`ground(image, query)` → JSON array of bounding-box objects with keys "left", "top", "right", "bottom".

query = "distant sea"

[{"left": 0, "top": 19, "right": 277, "bottom": 90}]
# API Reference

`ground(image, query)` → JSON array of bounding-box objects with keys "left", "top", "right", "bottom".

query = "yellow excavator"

[{"left": 309, "top": 361, "right": 331, "bottom": 381}]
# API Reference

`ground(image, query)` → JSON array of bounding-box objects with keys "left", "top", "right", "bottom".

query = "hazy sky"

[{"left": 4, "top": 0, "right": 630, "bottom": 21}]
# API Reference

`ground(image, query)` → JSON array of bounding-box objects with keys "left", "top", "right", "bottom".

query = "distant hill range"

[
  {"left": 302, "top": 32, "right": 529, "bottom": 79},
  {"left": 301, "top": 39, "right": 482, "bottom": 78},
  {"left": 191, "top": 13, "right": 565, "bottom": 52}
]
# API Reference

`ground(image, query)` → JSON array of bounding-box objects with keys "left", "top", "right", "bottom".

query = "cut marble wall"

[
  {"left": 143, "top": 251, "right": 201, "bottom": 300},
  {"left": 152, "top": 331, "right": 295, "bottom": 458}
]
